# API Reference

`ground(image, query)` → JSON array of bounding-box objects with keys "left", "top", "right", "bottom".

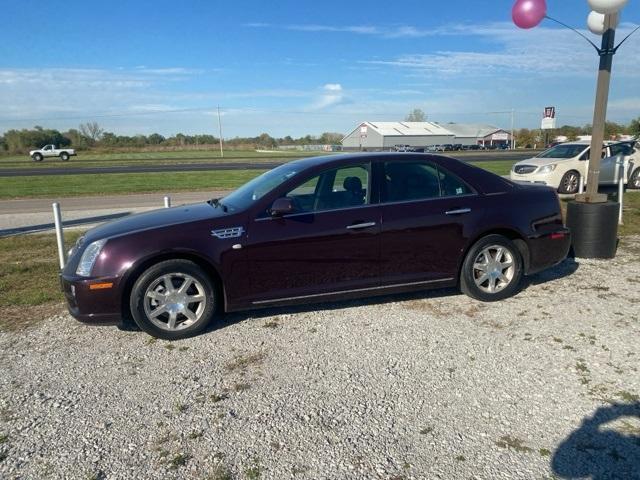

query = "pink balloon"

[{"left": 512, "top": 0, "right": 547, "bottom": 29}]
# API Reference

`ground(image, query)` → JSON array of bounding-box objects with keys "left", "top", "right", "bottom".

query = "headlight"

[
  {"left": 538, "top": 164, "right": 557, "bottom": 174},
  {"left": 76, "top": 239, "right": 107, "bottom": 276}
]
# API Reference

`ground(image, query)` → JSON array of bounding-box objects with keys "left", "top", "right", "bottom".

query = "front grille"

[{"left": 514, "top": 165, "right": 537, "bottom": 174}]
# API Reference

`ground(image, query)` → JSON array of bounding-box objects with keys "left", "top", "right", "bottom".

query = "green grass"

[
  {"left": 0, "top": 170, "right": 266, "bottom": 199},
  {"left": 0, "top": 231, "right": 84, "bottom": 331},
  {"left": 0, "top": 160, "right": 513, "bottom": 199}
]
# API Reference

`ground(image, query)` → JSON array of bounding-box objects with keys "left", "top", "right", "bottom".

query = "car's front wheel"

[
  {"left": 460, "top": 235, "right": 523, "bottom": 302},
  {"left": 628, "top": 168, "right": 640, "bottom": 190},
  {"left": 129, "top": 259, "right": 217, "bottom": 340},
  {"left": 558, "top": 170, "right": 580, "bottom": 195},
  {"left": 32, "top": 153, "right": 43, "bottom": 162}
]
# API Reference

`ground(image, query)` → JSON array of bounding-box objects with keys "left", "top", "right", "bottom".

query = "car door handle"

[
  {"left": 346, "top": 222, "right": 377, "bottom": 230},
  {"left": 445, "top": 208, "right": 471, "bottom": 215}
]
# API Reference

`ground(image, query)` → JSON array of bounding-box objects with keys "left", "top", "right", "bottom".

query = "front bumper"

[
  {"left": 510, "top": 172, "right": 554, "bottom": 187},
  {"left": 60, "top": 273, "right": 123, "bottom": 324}
]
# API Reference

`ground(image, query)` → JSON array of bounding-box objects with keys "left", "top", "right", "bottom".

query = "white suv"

[{"left": 510, "top": 141, "right": 638, "bottom": 194}]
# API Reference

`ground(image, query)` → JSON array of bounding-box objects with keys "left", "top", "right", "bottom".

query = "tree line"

[
  {"left": 1, "top": 118, "right": 638, "bottom": 154},
  {"left": 0, "top": 123, "right": 345, "bottom": 154},
  {"left": 514, "top": 119, "right": 640, "bottom": 148}
]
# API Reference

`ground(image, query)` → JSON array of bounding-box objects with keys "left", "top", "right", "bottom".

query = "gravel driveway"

[{"left": 1, "top": 240, "right": 639, "bottom": 480}]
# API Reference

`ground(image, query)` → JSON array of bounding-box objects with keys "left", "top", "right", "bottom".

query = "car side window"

[
  {"left": 437, "top": 167, "right": 473, "bottom": 197},
  {"left": 383, "top": 162, "right": 472, "bottom": 202},
  {"left": 579, "top": 149, "right": 590, "bottom": 161},
  {"left": 284, "top": 164, "right": 369, "bottom": 213},
  {"left": 610, "top": 144, "right": 633, "bottom": 157}
]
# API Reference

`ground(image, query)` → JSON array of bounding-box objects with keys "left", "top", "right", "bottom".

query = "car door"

[
  {"left": 600, "top": 143, "right": 634, "bottom": 185},
  {"left": 245, "top": 162, "right": 381, "bottom": 304},
  {"left": 379, "top": 159, "right": 484, "bottom": 285}
]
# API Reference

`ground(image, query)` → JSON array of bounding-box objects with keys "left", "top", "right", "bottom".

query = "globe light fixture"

[
  {"left": 587, "top": 0, "right": 629, "bottom": 14},
  {"left": 587, "top": 10, "right": 619, "bottom": 35}
]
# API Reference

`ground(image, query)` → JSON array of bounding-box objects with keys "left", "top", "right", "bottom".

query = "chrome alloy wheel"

[
  {"left": 631, "top": 169, "right": 640, "bottom": 189},
  {"left": 562, "top": 172, "right": 579, "bottom": 193},
  {"left": 143, "top": 273, "right": 207, "bottom": 331},
  {"left": 472, "top": 245, "right": 515, "bottom": 294}
]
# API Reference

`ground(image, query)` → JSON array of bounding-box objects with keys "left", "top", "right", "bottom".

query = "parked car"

[
  {"left": 29, "top": 144, "right": 76, "bottom": 162},
  {"left": 61, "top": 153, "right": 571, "bottom": 339},
  {"left": 510, "top": 141, "right": 638, "bottom": 194}
]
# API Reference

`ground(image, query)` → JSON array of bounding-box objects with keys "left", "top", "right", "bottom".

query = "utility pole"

[
  {"left": 510, "top": 109, "right": 515, "bottom": 149},
  {"left": 217, "top": 105, "right": 224, "bottom": 158},
  {"left": 576, "top": 12, "right": 618, "bottom": 204}
]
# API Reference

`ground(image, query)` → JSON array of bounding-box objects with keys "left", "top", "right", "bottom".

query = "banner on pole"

[{"left": 541, "top": 106, "right": 556, "bottom": 130}]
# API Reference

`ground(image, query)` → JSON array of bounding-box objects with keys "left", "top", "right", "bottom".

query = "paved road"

[
  {"left": 0, "top": 151, "right": 536, "bottom": 177},
  {"left": 0, "top": 191, "right": 226, "bottom": 237}
]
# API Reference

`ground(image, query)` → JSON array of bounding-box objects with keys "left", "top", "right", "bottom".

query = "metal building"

[
  {"left": 342, "top": 122, "right": 455, "bottom": 151},
  {"left": 436, "top": 123, "right": 512, "bottom": 147},
  {"left": 342, "top": 121, "right": 512, "bottom": 151}
]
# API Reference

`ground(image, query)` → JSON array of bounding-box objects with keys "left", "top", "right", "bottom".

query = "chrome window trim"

[
  {"left": 254, "top": 202, "right": 378, "bottom": 222},
  {"left": 251, "top": 278, "right": 455, "bottom": 305}
]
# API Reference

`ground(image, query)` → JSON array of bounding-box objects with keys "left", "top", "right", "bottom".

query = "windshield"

[
  {"left": 536, "top": 144, "right": 588, "bottom": 159},
  {"left": 220, "top": 162, "right": 302, "bottom": 211}
]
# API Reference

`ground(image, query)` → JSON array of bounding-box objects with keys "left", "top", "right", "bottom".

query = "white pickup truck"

[{"left": 29, "top": 144, "right": 76, "bottom": 162}]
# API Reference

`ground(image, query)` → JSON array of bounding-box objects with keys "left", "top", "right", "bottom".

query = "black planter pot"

[{"left": 565, "top": 201, "right": 619, "bottom": 259}]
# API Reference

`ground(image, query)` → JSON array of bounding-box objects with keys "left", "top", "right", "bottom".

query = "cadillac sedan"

[{"left": 61, "top": 153, "right": 571, "bottom": 339}]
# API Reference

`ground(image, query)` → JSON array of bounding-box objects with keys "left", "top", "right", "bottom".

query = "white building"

[
  {"left": 342, "top": 121, "right": 512, "bottom": 151},
  {"left": 341, "top": 122, "right": 455, "bottom": 151}
]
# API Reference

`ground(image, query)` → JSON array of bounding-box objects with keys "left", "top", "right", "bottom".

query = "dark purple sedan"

[{"left": 61, "top": 153, "right": 571, "bottom": 339}]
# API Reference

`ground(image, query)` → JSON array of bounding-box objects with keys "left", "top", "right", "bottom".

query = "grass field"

[
  {"left": 0, "top": 161, "right": 514, "bottom": 199},
  {"left": 0, "top": 170, "right": 268, "bottom": 199}
]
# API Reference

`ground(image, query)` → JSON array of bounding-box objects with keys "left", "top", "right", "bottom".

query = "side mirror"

[{"left": 270, "top": 197, "right": 294, "bottom": 217}]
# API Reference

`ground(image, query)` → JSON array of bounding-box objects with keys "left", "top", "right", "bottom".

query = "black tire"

[
  {"left": 628, "top": 168, "right": 640, "bottom": 190},
  {"left": 32, "top": 153, "right": 43, "bottom": 162},
  {"left": 60, "top": 152, "right": 69, "bottom": 161},
  {"left": 460, "top": 234, "right": 524, "bottom": 302},
  {"left": 558, "top": 170, "right": 580, "bottom": 195},
  {"left": 129, "top": 259, "right": 217, "bottom": 340}
]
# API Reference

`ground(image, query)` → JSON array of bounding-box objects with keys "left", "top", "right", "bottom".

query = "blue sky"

[{"left": 1, "top": 0, "right": 638, "bottom": 137}]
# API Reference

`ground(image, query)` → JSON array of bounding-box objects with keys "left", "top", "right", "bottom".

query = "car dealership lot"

[{"left": 1, "top": 240, "right": 639, "bottom": 479}]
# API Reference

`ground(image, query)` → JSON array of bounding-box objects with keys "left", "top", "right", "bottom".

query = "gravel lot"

[{"left": 1, "top": 240, "right": 640, "bottom": 480}]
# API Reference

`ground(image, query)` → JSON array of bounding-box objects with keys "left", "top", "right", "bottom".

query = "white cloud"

[
  {"left": 310, "top": 84, "right": 344, "bottom": 110},
  {"left": 362, "top": 22, "right": 640, "bottom": 79}
]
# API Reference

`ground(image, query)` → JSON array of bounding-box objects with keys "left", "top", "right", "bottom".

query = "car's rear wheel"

[
  {"left": 558, "top": 170, "right": 580, "bottom": 195},
  {"left": 32, "top": 153, "right": 43, "bottom": 162},
  {"left": 60, "top": 152, "right": 69, "bottom": 161},
  {"left": 129, "top": 259, "right": 217, "bottom": 340},
  {"left": 460, "top": 234, "right": 523, "bottom": 302},
  {"left": 628, "top": 168, "right": 640, "bottom": 190}
]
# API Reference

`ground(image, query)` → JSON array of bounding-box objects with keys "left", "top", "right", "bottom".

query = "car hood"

[
  {"left": 514, "top": 156, "right": 572, "bottom": 168},
  {"left": 84, "top": 202, "right": 227, "bottom": 242}
]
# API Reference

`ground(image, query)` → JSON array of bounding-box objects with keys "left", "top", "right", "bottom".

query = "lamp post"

[{"left": 512, "top": 0, "right": 638, "bottom": 258}]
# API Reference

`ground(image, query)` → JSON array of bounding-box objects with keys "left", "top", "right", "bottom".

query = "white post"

[
  {"left": 164, "top": 196, "right": 171, "bottom": 208},
  {"left": 618, "top": 175, "right": 624, "bottom": 225},
  {"left": 510, "top": 109, "right": 515, "bottom": 150},
  {"left": 578, "top": 175, "right": 585, "bottom": 194},
  {"left": 52, "top": 202, "right": 66, "bottom": 269}
]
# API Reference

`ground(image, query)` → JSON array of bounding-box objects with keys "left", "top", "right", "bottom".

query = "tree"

[
  {"left": 79, "top": 122, "right": 104, "bottom": 143},
  {"left": 628, "top": 117, "right": 640, "bottom": 137},
  {"left": 405, "top": 109, "right": 426, "bottom": 122}
]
